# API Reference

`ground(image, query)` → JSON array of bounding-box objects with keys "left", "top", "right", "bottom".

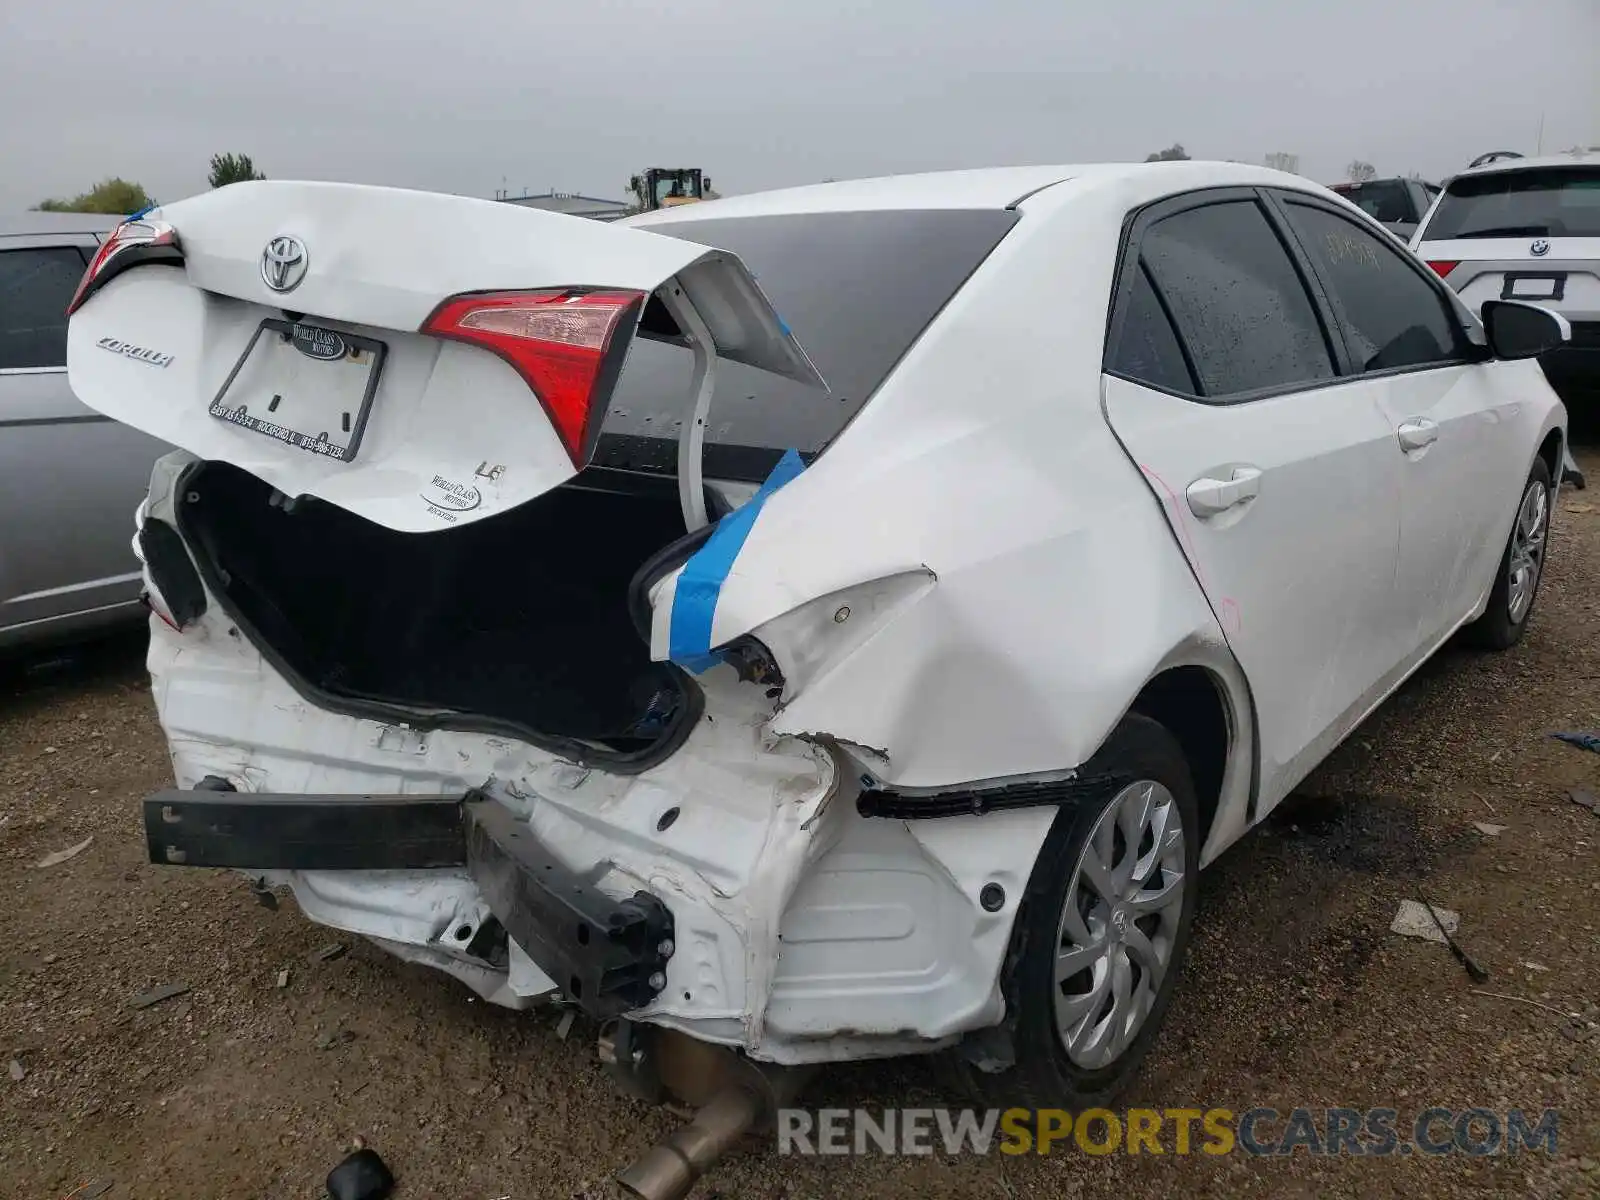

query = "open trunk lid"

[{"left": 66, "top": 180, "right": 821, "bottom": 532}]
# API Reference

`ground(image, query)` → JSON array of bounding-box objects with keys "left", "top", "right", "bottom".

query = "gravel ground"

[{"left": 3, "top": 455, "right": 1599, "bottom": 1200}]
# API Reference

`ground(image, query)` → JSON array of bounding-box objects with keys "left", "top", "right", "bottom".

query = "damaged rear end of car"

[{"left": 68, "top": 179, "right": 1106, "bottom": 1100}]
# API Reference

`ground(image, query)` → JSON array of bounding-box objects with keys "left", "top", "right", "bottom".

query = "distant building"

[{"left": 494, "top": 190, "right": 631, "bottom": 221}]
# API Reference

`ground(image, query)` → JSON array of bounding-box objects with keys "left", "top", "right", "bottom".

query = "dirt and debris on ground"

[{"left": 4, "top": 455, "right": 1600, "bottom": 1199}]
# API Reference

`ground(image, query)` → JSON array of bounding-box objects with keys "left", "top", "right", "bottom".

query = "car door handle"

[
  {"left": 1186, "top": 466, "right": 1262, "bottom": 517},
  {"left": 1396, "top": 418, "right": 1439, "bottom": 452}
]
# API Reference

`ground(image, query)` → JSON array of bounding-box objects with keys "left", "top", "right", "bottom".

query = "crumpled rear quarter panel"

[{"left": 667, "top": 181, "right": 1236, "bottom": 793}]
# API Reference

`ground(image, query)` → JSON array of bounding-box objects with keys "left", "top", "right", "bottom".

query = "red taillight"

[
  {"left": 421, "top": 289, "right": 644, "bottom": 465},
  {"left": 1426, "top": 260, "right": 1459, "bottom": 279},
  {"left": 67, "top": 218, "right": 180, "bottom": 315},
  {"left": 141, "top": 590, "right": 182, "bottom": 633}
]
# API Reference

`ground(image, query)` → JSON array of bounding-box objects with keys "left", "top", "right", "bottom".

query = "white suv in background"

[{"left": 1413, "top": 151, "right": 1600, "bottom": 402}]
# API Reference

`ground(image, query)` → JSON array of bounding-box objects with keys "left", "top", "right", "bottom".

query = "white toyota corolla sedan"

[{"left": 65, "top": 162, "right": 1567, "bottom": 1161}]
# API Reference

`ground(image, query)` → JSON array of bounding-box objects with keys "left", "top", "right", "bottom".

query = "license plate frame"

[
  {"left": 1502, "top": 273, "right": 1566, "bottom": 302},
  {"left": 208, "top": 319, "right": 388, "bottom": 463}
]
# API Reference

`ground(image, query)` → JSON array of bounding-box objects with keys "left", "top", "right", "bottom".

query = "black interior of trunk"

[{"left": 178, "top": 462, "right": 693, "bottom": 753}]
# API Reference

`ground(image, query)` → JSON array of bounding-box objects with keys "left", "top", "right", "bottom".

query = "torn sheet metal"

[{"left": 668, "top": 448, "right": 806, "bottom": 672}]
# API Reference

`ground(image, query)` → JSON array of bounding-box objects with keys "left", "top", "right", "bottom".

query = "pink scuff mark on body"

[
  {"left": 1139, "top": 463, "right": 1212, "bottom": 592},
  {"left": 1140, "top": 463, "right": 1242, "bottom": 638},
  {"left": 1217, "top": 596, "right": 1242, "bottom": 636}
]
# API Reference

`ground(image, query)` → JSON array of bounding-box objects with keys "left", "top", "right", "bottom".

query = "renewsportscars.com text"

[{"left": 777, "top": 1106, "right": 1560, "bottom": 1157}]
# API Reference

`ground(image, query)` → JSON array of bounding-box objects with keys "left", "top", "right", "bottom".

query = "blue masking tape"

[{"left": 669, "top": 449, "right": 806, "bottom": 671}]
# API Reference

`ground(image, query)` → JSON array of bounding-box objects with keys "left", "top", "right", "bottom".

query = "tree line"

[
  {"left": 33, "top": 152, "right": 265, "bottom": 214},
  {"left": 44, "top": 144, "right": 1498, "bottom": 215}
]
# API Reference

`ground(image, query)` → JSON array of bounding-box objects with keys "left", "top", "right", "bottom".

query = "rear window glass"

[
  {"left": 1423, "top": 166, "right": 1600, "bottom": 240},
  {"left": 1331, "top": 181, "right": 1414, "bottom": 225},
  {"left": 596, "top": 208, "right": 1017, "bottom": 480}
]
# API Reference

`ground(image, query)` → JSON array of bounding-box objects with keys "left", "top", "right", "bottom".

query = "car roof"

[
  {"left": 1453, "top": 149, "right": 1600, "bottom": 180},
  {"left": 0, "top": 211, "right": 122, "bottom": 237},
  {"left": 624, "top": 161, "right": 1319, "bottom": 224}
]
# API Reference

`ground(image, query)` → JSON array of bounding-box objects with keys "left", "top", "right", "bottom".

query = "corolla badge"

[
  {"left": 95, "top": 336, "right": 173, "bottom": 368},
  {"left": 290, "top": 323, "right": 346, "bottom": 361},
  {"left": 1529, "top": 239, "right": 1551, "bottom": 257},
  {"left": 261, "top": 234, "right": 308, "bottom": 292}
]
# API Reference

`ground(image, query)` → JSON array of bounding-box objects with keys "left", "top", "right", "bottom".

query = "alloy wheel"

[
  {"left": 1507, "top": 478, "right": 1549, "bottom": 625},
  {"left": 1052, "top": 779, "right": 1187, "bottom": 1068}
]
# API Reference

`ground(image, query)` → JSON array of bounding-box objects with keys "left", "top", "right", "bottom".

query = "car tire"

[
  {"left": 1467, "top": 456, "right": 1553, "bottom": 651},
  {"left": 946, "top": 714, "right": 1200, "bottom": 1112}
]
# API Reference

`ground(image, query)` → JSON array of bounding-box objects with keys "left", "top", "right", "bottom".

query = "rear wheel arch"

[
  {"left": 1466, "top": 452, "right": 1554, "bottom": 650},
  {"left": 1538, "top": 427, "right": 1563, "bottom": 484},
  {"left": 1126, "top": 664, "right": 1233, "bottom": 853},
  {"left": 948, "top": 712, "right": 1202, "bottom": 1110}
]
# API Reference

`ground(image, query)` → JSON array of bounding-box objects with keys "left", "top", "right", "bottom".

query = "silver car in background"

[{"left": 0, "top": 213, "right": 170, "bottom": 650}]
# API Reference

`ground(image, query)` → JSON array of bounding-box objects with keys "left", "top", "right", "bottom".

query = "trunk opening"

[{"left": 175, "top": 460, "right": 706, "bottom": 768}]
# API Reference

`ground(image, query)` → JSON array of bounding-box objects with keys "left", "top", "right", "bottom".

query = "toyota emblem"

[
  {"left": 261, "top": 235, "right": 308, "bottom": 292},
  {"left": 1529, "top": 239, "right": 1551, "bottom": 257}
]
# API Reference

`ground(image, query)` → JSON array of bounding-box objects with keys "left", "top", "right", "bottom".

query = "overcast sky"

[{"left": 3, "top": 0, "right": 1596, "bottom": 210}]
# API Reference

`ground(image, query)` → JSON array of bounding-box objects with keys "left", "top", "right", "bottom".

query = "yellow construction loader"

[{"left": 627, "top": 168, "right": 716, "bottom": 213}]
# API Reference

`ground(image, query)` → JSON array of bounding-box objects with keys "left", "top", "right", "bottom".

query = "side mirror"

[{"left": 1481, "top": 300, "right": 1571, "bottom": 360}]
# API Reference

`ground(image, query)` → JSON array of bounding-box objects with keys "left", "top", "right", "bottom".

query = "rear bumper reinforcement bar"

[
  {"left": 145, "top": 785, "right": 468, "bottom": 870},
  {"left": 143, "top": 785, "right": 673, "bottom": 1017}
]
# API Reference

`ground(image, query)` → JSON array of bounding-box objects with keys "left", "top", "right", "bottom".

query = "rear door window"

[
  {"left": 1107, "top": 263, "right": 1195, "bottom": 393},
  {"left": 1138, "top": 199, "right": 1336, "bottom": 398},
  {"left": 0, "top": 246, "right": 88, "bottom": 370},
  {"left": 1280, "top": 199, "right": 1469, "bottom": 372},
  {"left": 1423, "top": 166, "right": 1600, "bottom": 239},
  {"left": 599, "top": 208, "right": 1018, "bottom": 480}
]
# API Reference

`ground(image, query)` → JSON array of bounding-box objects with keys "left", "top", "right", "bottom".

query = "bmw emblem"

[{"left": 1529, "top": 239, "right": 1551, "bottom": 257}]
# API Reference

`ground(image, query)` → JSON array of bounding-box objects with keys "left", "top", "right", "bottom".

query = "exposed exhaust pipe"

[
  {"left": 615, "top": 1084, "right": 763, "bottom": 1200},
  {"left": 604, "top": 1022, "right": 815, "bottom": 1200}
]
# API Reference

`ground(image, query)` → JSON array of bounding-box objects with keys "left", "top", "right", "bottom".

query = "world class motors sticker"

[
  {"left": 289, "top": 323, "right": 347, "bottom": 361},
  {"left": 421, "top": 475, "right": 482, "bottom": 522}
]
